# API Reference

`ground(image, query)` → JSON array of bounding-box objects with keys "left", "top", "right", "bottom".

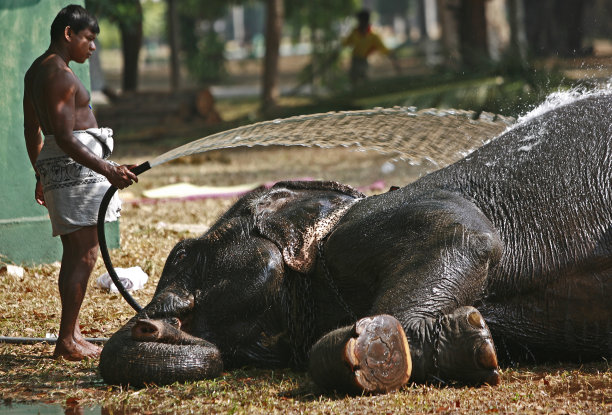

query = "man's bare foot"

[
  {"left": 75, "top": 335, "right": 102, "bottom": 354},
  {"left": 53, "top": 338, "right": 101, "bottom": 361},
  {"left": 72, "top": 327, "right": 103, "bottom": 355},
  {"left": 79, "top": 339, "right": 102, "bottom": 357}
]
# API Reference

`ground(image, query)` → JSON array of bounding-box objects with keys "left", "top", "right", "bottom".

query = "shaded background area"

[
  {"left": 84, "top": 0, "right": 612, "bottom": 220},
  {"left": 88, "top": 0, "right": 612, "bottom": 157},
  {"left": 2, "top": 0, "right": 612, "bottom": 264}
]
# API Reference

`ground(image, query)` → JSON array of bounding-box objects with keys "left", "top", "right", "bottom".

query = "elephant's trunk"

[{"left": 99, "top": 317, "right": 223, "bottom": 386}]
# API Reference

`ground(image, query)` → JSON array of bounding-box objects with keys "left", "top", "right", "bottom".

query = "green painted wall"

[{"left": 0, "top": 0, "right": 119, "bottom": 265}]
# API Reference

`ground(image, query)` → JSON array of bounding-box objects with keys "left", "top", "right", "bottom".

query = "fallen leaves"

[{"left": 1, "top": 149, "right": 611, "bottom": 413}]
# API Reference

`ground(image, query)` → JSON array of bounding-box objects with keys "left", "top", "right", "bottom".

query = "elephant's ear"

[{"left": 253, "top": 181, "right": 364, "bottom": 274}]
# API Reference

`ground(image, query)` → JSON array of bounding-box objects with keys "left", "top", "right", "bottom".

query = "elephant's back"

[
  {"left": 416, "top": 93, "right": 612, "bottom": 361},
  {"left": 415, "top": 92, "right": 612, "bottom": 292}
]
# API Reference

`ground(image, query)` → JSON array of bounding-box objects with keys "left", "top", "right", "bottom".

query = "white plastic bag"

[{"left": 97, "top": 266, "right": 148, "bottom": 293}]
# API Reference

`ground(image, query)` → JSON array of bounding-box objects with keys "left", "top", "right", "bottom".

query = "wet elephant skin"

[{"left": 100, "top": 93, "right": 612, "bottom": 391}]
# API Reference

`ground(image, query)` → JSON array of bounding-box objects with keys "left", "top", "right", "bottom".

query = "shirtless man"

[{"left": 23, "top": 5, "right": 138, "bottom": 360}]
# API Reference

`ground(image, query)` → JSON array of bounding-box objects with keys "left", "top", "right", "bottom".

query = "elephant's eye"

[{"left": 173, "top": 248, "right": 187, "bottom": 264}]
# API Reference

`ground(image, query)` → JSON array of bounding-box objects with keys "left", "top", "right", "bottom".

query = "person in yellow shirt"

[{"left": 342, "top": 9, "right": 395, "bottom": 85}]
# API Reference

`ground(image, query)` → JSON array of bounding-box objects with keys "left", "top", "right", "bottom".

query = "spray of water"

[
  {"left": 149, "top": 107, "right": 515, "bottom": 170},
  {"left": 101, "top": 85, "right": 612, "bottom": 312},
  {"left": 515, "top": 82, "right": 612, "bottom": 126},
  {"left": 104, "top": 107, "right": 515, "bottom": 312},
  {"left": 469, "top": 82, "right": 612, "bottom": 154}
]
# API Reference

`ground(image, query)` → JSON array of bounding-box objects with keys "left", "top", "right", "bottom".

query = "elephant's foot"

[
  {"left": 424, "top": 306, "right": 500, "bottom": 385},
  {"left": 345, "top": 314, "right": 412, "bottom": 393},
  {"left": 308, "top": 314, "right": 411, "bottom": 394}
]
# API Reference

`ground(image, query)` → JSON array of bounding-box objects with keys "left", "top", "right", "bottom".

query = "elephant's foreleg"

[
  {"left": 370, "top": 231, "right": 503, "bottom": 385},
  {"left": 327, "top": 192, "right": 503, "bottom": 385},
  {"left": 409, "top": 306, "right": 500, "bottom": 385},
  {"left": 308, "top": 314, "right": 411, "bottom": 394},
  {"left": 368, "top": 233, "right": 502, "bottom": 385}
]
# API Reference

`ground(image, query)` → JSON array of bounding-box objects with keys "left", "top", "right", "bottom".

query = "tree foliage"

[
  {"left": 86, "top": 0, "right": 143, "bottom": 91},
  {"left": 285, "top": 0, "right": 359, "bottom": 92},
  {"left": 285, "top": 0, "right": 358, "bottom": 34},
  {"left": 176, "top": 0, "right": 243, "bottom": 84}
]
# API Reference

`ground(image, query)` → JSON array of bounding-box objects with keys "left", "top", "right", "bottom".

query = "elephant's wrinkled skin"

[{"left": 100, "top": 94, "right": 612, "bottom": 392}]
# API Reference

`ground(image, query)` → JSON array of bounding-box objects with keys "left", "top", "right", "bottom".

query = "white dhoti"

[{"left": 35, "top": 128, "right": 122, "bottom": 236}]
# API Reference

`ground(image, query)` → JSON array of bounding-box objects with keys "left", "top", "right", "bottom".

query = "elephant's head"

[{"left": 99, "top": 181, "right": 364, "bottom": 386}]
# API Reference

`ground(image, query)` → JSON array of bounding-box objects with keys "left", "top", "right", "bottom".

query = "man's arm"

[
  {"left": 372, "top": 34, "right": 401, "bottom": 74},
  {"left": 23, "top": 82, "right": 46, "bottom": 206},
  {"left": 342, "top": 29, "right": 356, "bottom": 47},
  {"left": 23, "top": 88, "right": 44, "bottom": 171},
  {"left": 45, "top": 69, "right": 136, "bottom": 189},
  {"left": 372, "top": 33, "right": 391, "bottom": 56}
]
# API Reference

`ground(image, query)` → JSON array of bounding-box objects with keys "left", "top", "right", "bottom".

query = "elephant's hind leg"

[{"left": 308, "top": 314, "right": 411, "bottom": 394}]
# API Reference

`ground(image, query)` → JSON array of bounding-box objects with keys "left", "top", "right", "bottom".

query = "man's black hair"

[
  {"left": 50, "top": 4, "right": 99, "bottom": 41},
  {"left": 356, "top": 9, "right": 370, "bottom": 24}
]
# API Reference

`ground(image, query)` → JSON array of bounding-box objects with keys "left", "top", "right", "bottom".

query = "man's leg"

[
  {"left": 54, "top": 225, "right": 101, "bottom": 360},
  {"left": 349, "top": 57, "right": 368, "bottom": 86}
]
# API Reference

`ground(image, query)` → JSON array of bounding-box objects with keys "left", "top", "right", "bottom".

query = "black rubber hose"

[
  {"left": 97, "top": 161, "right": 151, "bottom": 312},
  {"left": 0, "top": 336, "right": 108, "bottom": 344}
]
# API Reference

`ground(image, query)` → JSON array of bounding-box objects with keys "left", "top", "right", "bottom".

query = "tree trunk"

[
  {"left": 458, "top": 0, "right": 489, "bottom": 67},
  {"left": 119, "top": 0, "right": 143, "bottom": 92},
  {"left": 507, "top": 0, "right": 527, "bottom": 64},
  {"left": 417, "top": 0, "right": 428, "bottom": 40},
  {"left": 436, "top": 0, "right": 461, "bottom": 68},
  {"left": 560, "top": 0, "right": 588, "bottom": 55},
  {"left": 168, "top": 0, "right": 181, "bottom": 90},
  {"left": 261, "top": 0, "right": 284, "bottom": 113},
  {"left": 523, "top": 0, "right": 589, "bottom": 57}
]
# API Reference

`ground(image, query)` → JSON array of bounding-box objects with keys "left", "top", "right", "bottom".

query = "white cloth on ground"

[{"left": 35, "top": 128, "right": 122, "bottom": 236}]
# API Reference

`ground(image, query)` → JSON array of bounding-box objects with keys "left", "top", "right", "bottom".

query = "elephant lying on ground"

[{"left": 100, "top": 93, "right": 612, "bottom": 393}]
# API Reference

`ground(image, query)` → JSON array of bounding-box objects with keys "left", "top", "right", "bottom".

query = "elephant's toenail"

[
  {"left": 468, "top": 311, "right": 485, "bottom": 329},
  {"left": 476, "top": 339, "right": 498, "bottom": 369},
  {"left": 344, "top": 337, "right": 359, "bottom": 368}
]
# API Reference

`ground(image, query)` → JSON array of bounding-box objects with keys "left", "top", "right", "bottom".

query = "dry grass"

[
  {"left": 1, "top": 146, "right": 611, "bottom": 414},
  {"left": 0, "top": 341, "right": 609, "bottom": 414}
]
